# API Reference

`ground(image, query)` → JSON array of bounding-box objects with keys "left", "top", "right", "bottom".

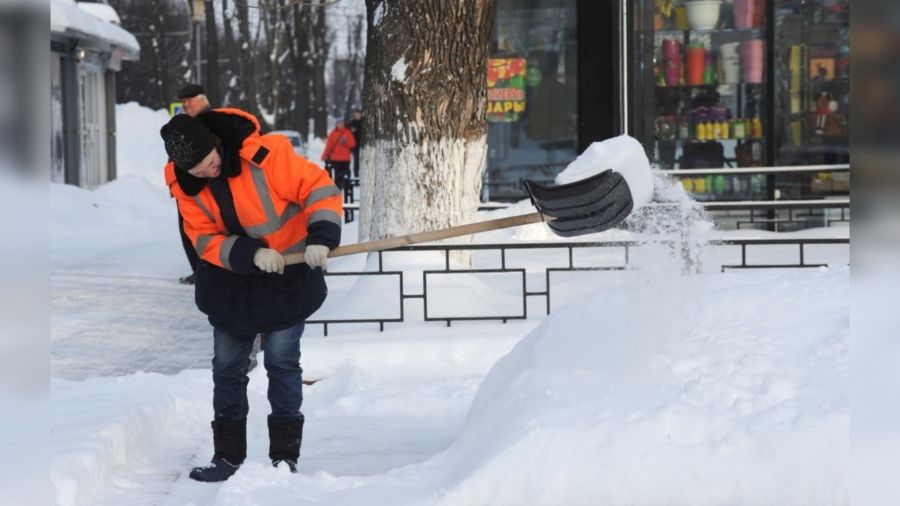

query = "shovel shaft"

[{"left": 283, "top": 211, "right": 547, "bottom": 265}]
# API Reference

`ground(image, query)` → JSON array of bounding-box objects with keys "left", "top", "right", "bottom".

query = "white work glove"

[
  {"left": 254, "top": 248, "right": 285, "bottom": 274},
  {"left": 304, "top": 244, "right": 330, "bottom": 270}
]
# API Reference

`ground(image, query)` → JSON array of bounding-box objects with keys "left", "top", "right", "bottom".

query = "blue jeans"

[{"left": 212, "top": 322, "right": 305, "bottom": 423}]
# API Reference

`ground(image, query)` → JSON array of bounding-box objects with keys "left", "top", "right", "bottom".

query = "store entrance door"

[{"left": 78, "top": 61, "right": 107, "bottom": 189}]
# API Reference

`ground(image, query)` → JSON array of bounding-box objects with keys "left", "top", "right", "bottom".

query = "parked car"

[{"left": 269, "top": 130, "right": 308, "bottom": 157}]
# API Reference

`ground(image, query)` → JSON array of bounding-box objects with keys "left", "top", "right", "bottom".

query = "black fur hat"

[
  {"left": 160, "top": 114, "right": 217, "bottom": 173},
  {"left": 178, "top": 83, "right": 205, "bottom": 99}
]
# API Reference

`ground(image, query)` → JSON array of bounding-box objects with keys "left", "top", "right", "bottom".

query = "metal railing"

[
  {"left": 655, "top": 163, "right": 849, "bottom": 176},
  {"left": 308, "top": 237, "right": 849, "bottom": 335},
  {"left": 713, "top": 237, "right": 849, "bottom": 271},
  {"left": 705, "top": 199, "right": 850, "bottom": 229}
]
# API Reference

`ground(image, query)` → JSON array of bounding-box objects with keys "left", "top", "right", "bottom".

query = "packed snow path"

[{"left": 51, "top": 271, "right": 209, "bottom": 379}]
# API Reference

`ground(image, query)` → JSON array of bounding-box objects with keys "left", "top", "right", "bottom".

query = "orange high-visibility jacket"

[
  {"left": 165, "top": 108, "right": 342, "bottom": 273},
  {"left": 164, "top": 108, "right": 342, "bottom": 332},
  {"left": 321, "top": 127, "right": 356, "bottom": 162}
]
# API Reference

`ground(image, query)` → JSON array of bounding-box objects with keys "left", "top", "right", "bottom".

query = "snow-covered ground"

[{"left": 49, "top": 104, "right": 849, "bottom": 505}]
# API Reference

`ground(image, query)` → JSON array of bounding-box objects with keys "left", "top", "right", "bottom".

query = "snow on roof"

[
  {"left": 76, "top": 2, "right": 120, "bottom": 26},
  {"left": 50, "top": 0, "right": 139, "bottom": 58}
]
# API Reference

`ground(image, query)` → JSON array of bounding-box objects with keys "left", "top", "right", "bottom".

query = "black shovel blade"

[{"left": 523, "top": 169, "right": 634, "bottom": 237}]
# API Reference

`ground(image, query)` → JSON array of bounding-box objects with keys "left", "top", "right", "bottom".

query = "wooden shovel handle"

[{"left": 283, "top": 211, "right": 547, "bottom": 265}]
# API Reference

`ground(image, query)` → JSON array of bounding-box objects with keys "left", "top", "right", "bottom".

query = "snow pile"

[
  {"left": 433, "top": 268, "right": 848, "bottom": 504},
  {"left": 51, "top": 0, "right": 139, "bottom": 54},
  {"left": 556, "top": 135, "right": 654, "bottom": 211},
  {"left": 51, "top": 175, "right": 179, "bottom": 275},
  {"left": 76, "top": 2, "right": 121, "bottom": 25},
  {"left": 51, "top": 372, "right": 212, "bottom": 506},
  {"left": 114, "top": 102, "right": 171, "bottom": 186},
  {"left": 51, "top": 103, "right": 189, "bottom": 275}
]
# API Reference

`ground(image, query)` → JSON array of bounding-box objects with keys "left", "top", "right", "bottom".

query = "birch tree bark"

[{"left": 359, "top": 0, "right": 497, "bottom": 244}]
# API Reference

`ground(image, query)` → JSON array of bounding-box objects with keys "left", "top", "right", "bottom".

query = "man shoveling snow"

[{"left": 160, "top": 108, "right": 343, "bottom": 482}]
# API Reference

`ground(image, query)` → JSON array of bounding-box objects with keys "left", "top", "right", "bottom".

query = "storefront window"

[
  {"left": 630, "top": 0, "right": 849, "bottom": 201},
  {"left": 773, "top": 0, "right": 850, "bottom": 197},
  {"left": 485, "top": 0, "right": 577, "bottom": 201},
  {"left": 632, "top": 0, "right": 771, "bottom": 200}
]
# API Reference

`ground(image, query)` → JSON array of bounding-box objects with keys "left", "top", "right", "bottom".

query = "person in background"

[
  {"left": 347, "top": 106, "right": 364, "bottom": 178},
  {"left": 179, "top": 83, "right": 212, "bottom": 117},
  {"left": 160, "top": 107, "right": 342, "bottom": 482},
  {"left": 169, "top": 84, "right": 213, "bottom": 284},
  {"left": 321, "top": 118, "right": 356, "bottom": 200}
]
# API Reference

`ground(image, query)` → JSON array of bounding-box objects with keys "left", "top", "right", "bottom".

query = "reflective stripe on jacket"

[
  {"left": 165, "top": 108, "right": 342, "bottom": 273},
  {"left": 164, "top": 108, "right": 342, "bottom": 333}
]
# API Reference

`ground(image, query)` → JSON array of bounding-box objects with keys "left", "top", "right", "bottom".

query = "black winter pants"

[{"left": 330, "top": 161, "right": 352, "bottom": 203}]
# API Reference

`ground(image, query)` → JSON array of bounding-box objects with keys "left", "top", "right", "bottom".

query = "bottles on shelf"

[
  {"left": 655, "top": 107, "right": 763, "bottom": 143},
  {"left": 681, "top": 173, "right": 767, "bottom": 199}
]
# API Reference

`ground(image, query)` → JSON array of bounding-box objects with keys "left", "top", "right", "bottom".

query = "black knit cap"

[
  {"left": 160, "top": 114, "right": 217, "bottom": 173},
  {"left": 178, "top": 83, "right": 205, "bottom": 99}
]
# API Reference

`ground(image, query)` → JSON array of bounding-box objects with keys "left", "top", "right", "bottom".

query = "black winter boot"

[
  {"left": 190, "top": 419, "right": 247, "bottom": 482},
  {"left": 268, "top": 417, "right": 303, "bottom": 472}
]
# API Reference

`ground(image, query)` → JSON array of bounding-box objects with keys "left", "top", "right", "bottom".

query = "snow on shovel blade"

[{"left": 523, "top": 169, "right": 634, "bottom": 237}]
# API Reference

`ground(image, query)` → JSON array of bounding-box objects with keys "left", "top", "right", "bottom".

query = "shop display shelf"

[{"left": 654, "top": 28, "right": 764, "bottom": 35}]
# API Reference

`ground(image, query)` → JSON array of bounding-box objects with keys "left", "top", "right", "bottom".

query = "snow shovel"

[{"left": 283, "top": 169, "right": 634, "bottom": 265}]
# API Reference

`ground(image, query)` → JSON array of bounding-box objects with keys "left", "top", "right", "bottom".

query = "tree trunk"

[
  {"left": 220, "top": 0, "right": 239, "bottom": 105},
  {"left": 276, "top": 3, "right": 293, "bottom": 130},
  {"left": 312, "top": 0, "right": 329, "bottom": 138},
  {"left": 346, "top": 15, "right": 365, "bottom": 109},
  {"left": 150, "top": 1, "right": 169, "bottom": 109},
  {"left": 261, "top": 1, "right": 280, "bottom": 130},
  {"left": 290, "top": 4, "right": 312, "bottom": 139},
  {"left": 203, "top": 0, "right": 219, "bottom": 105},
  {"left": 236, "top": 0, "right": 260, "bottom": 118},
  {"left": 359, "top": 0, "right": 497, "bottom": 244}
]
